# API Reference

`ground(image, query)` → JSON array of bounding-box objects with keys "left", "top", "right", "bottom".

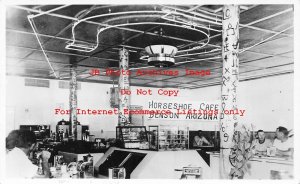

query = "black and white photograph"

[{"left": 0, "top": 0, "right": 299, "bottom": 182}]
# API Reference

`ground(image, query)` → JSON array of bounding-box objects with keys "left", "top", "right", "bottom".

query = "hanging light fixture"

[
  {"left": 145, "top": 45, "right": 177, "bottom": 67},
  {"left": 144, "top": 28, "right": 178, "bottom": 67}
]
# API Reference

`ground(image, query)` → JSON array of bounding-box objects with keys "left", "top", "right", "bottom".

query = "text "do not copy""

[{"left": 120, "top": 88, "right": 179, "bottom": 97}]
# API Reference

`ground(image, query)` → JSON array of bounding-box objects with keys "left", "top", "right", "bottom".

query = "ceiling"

[{"left": 6, "top": 4, "right": 294, "bottom": 89}]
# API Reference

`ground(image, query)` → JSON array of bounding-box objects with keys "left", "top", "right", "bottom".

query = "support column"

[
  {"left": 219, "top": 5, "right": 240, "bottom": 179},
  {"left": 69, "top": 65, "right": 78, "bottom": 140},
  {"left": 118, "top": 48, "right": 130, "bottom": 126}
]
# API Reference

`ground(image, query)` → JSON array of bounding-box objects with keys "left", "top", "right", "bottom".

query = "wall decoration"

[
  {"left": 118, "top": 48, "right": 130, "bottom": 125},
  {"left": 219, "top": 5, "right": 240, "bottom": 179}
]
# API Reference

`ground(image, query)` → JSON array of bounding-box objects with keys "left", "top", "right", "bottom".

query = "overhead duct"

[{"left": 64, "top": 8, "right": 211, "bottom": 68}]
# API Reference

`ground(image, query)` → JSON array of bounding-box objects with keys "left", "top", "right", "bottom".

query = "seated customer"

[
  {"left": 253, "top": 130, "right": 272, "bottom": 155},
  {"left": 273, "top": 126, "right": 293, "bottom": 157},
  {"left": 6, "top": 130, "right": 51, "bottom": 178},
  {"left": 193, "top": 130, "right": 211, "bottom": 147}
]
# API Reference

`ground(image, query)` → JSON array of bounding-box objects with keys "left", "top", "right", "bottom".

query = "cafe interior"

[{"left": 4, "top": 4, "right": 294, "bottom": 179}]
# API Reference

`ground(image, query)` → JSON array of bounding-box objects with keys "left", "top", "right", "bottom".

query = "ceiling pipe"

[
  {"left": 101, "top": 14, "right": 219, "bottom": 32},
  {"left": 161, "top": 15, "right": 221, "bottom": 32},
  {"left": 8, "top": 29, "right": 217, "bottom": 76},
  {"left": 30, "top": 5, "right": 70, "bottom": 18},
  {"left": 162, "top": 10, "right": 222, "bottom": 26},
  {"left": 100, "top": 14, "right": 221, "bottom": 53},
  {"left": 73, "top": 10, "right": 166, "bottom": 26},
  {"left": 175, "top": 48, "right": 221, "bottom": 57},
  {"left": 14, "top": 5, "right": 292, "bottom": 75},
  {"left": 6, "top": 28, "right": 142, "bottom": 51},
  {"left": 7, "top": 45, "right": 119, "bottom": 62},
  {"left": 245, "top": 50, "right": 293, "bottom": 58},
  {"left": 27, "top": 15, "right": 58, "bottom": 78},
  {"left": 196, "top": 8, "right": 223, "bottom": 17},
  {"left": 240, "top": 25, "right": 293, "bottom": 53},
  {"left": 177, "top": 7, "right": 293, "bottom": 50},
  {"left": 6, "top": 56, "right": 72, "bottom": 66},
  {"left": 186, "top": 5, "right": 203, "bottom": 12},
  {"left": 174, "top": 56, "right": 221, "bottom": 65},
  {"left": 12, "top": 6, "right": 217, "bottom": 47},
  {"left": 213, "top": 5, "right": 249, "bottom": 13},
  {"left": 71, "top": 9, "right": 213, "bottom": 40},
  {"left": 67, "top": 9, "right": 216, "bottom": 53},
  {"left": 24, "top": 5, "right": 216, "bottom": 70},
  {"left": 243, "top": 7, "right": 293, "bottom": 26},
  {"left": 15, "top": 5, "right": 96, "bottom": 69},
  {"left": 67, "top": 21, "right": 210, "bottom": 53},
  {"left": 102, "top": 14, "right": 163, "bottom": 24},
  {"left": 15, "top": 5, "right": 292, "bottom": 39},
  {"left": 160, "top": 5, "right": 222, "bottom": 22},
  {"left": 166, "top": 7, "right": 293, "bottom": 37}
]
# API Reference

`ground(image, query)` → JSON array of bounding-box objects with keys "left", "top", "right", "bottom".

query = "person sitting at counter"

[
  {"left": 193, "top": 130, "right": 211, "bottom": 147},
  {"left": 273, "top": 126, "right": 294, "bottom": 157},
  {"left": 6, "top": 129, "right": 51, "bottom": 178},
  {"left": 253, "top": 130, "right": 273, "bottom": 155}
]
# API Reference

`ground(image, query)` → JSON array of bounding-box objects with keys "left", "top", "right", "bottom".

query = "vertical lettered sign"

[
  {"left": 69, "top": 66, "right": 78, "bottom": 139},
  {"left": 219, "top": 5, "right": 240, "bottom": 179},
  {"left": 118, "top": 48, "right": 130, "bottom": 125}
]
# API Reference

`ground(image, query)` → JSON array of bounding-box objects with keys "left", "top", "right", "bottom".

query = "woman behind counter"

[{"left": 6, "top": 130, "right": 51, "bottom": 178}]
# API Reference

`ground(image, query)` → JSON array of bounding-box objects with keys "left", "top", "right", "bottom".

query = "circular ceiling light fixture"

[{"left": 144, "top": 44, "right": 178, "bottom": 67}]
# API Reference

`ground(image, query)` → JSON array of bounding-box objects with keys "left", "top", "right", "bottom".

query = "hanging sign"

[{"left": 144, "top": 100, "right": 220, "bottom": 121}]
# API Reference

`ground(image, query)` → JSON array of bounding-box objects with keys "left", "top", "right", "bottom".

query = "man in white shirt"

[
  {"left": 253, "top": 130, "right": 273, "bottom": 155},
  {"left": 6, "top": 130, "right": 51, "bottom": 178},
  {"left": 273, "top": 126, "right": 293, "bottom": 157},
  {"left": 6, "top": 147, "right": 39, "bottom": 178},
  {"left": 193, "top": 130, "right": 211, "bottom": 147}
]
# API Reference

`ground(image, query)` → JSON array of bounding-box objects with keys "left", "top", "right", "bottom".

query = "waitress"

[{"left": 6, "top": 130, "right": 51, "bottom": 178}]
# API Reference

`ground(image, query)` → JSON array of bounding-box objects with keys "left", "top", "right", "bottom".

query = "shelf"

[
  {"left": 116, "top": 126, "right": 148, "bottom": 149},
  {"left": 149, "top": 125, "right": 189, "bottom": 151}
]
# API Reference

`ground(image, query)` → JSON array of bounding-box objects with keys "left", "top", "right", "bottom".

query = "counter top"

[{"left": 207, "top": 151, "right": 293, "bottom": 165}]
